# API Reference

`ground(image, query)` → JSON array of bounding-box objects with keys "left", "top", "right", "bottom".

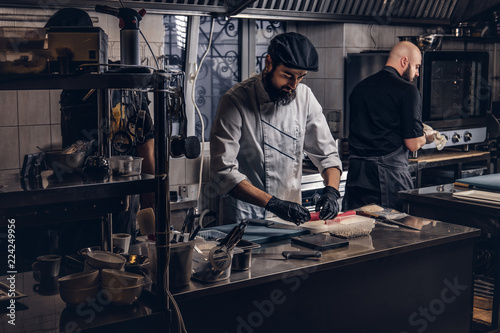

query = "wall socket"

[{"left": 178, "top": 184, "right": 198, "bottom": 200}]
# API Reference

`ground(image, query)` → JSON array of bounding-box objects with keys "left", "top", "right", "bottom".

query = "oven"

[
  {"left": 301, "top": 167, "right": 347, "bottom": 210},
  {"left": 420, "top": 51, "right": 490, "bottom": 149},
  {"left": 343, "top": 50, "right": 491, "bottom": 151}
]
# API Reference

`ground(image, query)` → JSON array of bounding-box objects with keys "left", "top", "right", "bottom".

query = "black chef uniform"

[{"left": 342, "top": 66, "right": 423, "bottom": 211}]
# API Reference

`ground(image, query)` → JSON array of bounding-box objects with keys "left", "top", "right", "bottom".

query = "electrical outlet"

[{"left": 178, "top": 184, "right": 197, "bottom": 200}]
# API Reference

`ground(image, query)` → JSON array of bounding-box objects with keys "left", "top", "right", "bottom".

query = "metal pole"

[
  {"left": 153, "top": 70, "right": 171, "bottom": 314},
  {"left": 98, "top": 88, "right": 112, "bottom": 251}
]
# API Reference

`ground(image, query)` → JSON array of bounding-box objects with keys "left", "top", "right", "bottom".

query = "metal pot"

[
  {"left": 398, "top": 34, "right": 442, "bottom": 51},
  {"left": 45, "top": 149, "right": 86, "bottom": 170},
  {"left": 417, "top": 34, "right": 442, "bottom": 51}
]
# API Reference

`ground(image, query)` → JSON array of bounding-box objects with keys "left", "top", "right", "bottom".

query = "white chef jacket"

[{"left": 210, "top": 74, "right": 342, "bottom": 224}]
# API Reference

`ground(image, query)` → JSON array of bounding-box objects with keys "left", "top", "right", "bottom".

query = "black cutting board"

[
  {"left": 456, "top": 174, "right": 500, "bottom": 191},
  {"left": 210, "top": 223, "right": 309, "bottom": 244}
]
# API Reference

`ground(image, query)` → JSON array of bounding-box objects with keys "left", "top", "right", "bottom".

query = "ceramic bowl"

[
  {"left": 59, "top": 285, "right": 99, "bottom": 306},
  {"left": 86, "top": 251, "right": 126, "bottom": 270},
  {"left": 78, "top": 246, "right": 101, "bottom": 257},
  {"left": 101, "top": 269, "right": 144, "bottom": 288},
  {"left": 103, "top": 283, "right": 144, "bottom": 306},
  {"left": 58, "top": 270, "right": 99, "bottom": 289}
]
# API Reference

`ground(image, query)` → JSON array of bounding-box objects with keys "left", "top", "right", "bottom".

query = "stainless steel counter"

[
  {"left": 400, "top": 184, "right": 500, "bottom": 332},
  {"left": 173, "top": 220, "right": 480, "bottom": 332},
  {"left": 174, "top": 220, "right": 479, "bottom": 299},
  {"left": 0, "top": 219, "right": 480, "bottom": 333}
]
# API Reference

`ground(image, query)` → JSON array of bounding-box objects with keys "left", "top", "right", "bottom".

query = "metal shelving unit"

[{"left": 0, "top": 70, "right": 171, "bottom": 331}]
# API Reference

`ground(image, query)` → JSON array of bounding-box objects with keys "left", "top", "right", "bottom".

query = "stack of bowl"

[
  {"left": 58, "top": 270, "right": 100, "bottom": 306},
  {"left": 101, "top": 269, "right": 144, "bottom": 305},
  {"left": 85, "top": 251, "right": 126, "bottom": 272}
]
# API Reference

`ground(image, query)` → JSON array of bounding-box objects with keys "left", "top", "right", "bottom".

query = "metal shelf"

[{"left": 0, "top": 71, "right": 156, "bottom": 90}]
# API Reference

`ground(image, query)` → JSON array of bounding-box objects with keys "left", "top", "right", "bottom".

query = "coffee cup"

[
  {"left": 113, "top": 233, "right": 131, "bottom": 254},
  {"left": 32, "top": 254, "right": 61, "bottom": 280},
  {"left": 33, "top": 276, "right": 59, "bottom": 295}
]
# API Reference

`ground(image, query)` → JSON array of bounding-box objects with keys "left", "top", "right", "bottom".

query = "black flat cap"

[{"left": 268, "top": 32, "right": 319, "bottom": 72}]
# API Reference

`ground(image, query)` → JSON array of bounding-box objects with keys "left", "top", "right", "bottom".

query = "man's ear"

[
  {"left": 400, "top": 56, "right": 408, "bottom": 70},
  {"left": 264, "top": 54, "right": 273, "bottom": 73}
]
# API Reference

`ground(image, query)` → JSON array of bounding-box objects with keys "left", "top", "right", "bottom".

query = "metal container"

[
  {"left": 45, "top": 149, "right": 86, "bottom": 170},
  {"left": 231, "top": 239, "right": 260, "bottom": 271}
]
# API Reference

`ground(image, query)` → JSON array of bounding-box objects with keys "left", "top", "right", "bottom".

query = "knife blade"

[
  {"left": 253, "top": 250, "right": 322, "bottom": 260},
  {"left": 247, "top": 219, "right": 304, "bottom": 230}
]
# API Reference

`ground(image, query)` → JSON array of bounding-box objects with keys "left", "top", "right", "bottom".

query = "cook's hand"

[
  {"left": 422, "top": 123, "right": 436, "bottom": 144},
  {"left": 315, "top": 186, "right": 340, "bottom": 220},
  {"left": 265, "top": 196, "right": 311, "bottom": 225}
]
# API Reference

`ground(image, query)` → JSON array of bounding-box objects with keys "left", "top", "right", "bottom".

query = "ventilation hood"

[{"left": 4, "top": 0, "right": 500, "bottom": 26}]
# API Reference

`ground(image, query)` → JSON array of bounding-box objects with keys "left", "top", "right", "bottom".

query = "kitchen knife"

[
  {"left": 253, "top": 250, "right": 322, "bottom": 260},
  {"left": 247, "top": 219, "right": 304, "bottom": 230}
]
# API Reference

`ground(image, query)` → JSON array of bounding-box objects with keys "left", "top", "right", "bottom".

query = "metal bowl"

[{"left": 45, "top": 149, "right": 86, "bottom": 170}]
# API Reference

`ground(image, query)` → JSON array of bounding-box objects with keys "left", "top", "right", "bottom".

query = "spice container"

[{"left": 108, "top": 156, "right": 143, "bottom": 176}]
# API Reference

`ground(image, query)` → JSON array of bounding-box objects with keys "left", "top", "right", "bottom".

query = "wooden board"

[{"left": 410, "top": 150, "right": 489, "bottom": 163}]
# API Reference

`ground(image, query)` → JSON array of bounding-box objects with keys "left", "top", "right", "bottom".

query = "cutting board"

[
  {"left": 455, "top": 174, "right": 500, "bottom": 192},
  {"left": 210, "top": 223, "right": 310, "bottom": 244}
]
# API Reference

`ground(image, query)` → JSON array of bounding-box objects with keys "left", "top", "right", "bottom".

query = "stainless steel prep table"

[
  {"left": 400, "top": 184, "right": 500, "bottom": 332},
  {"left": 173, "top": 220, "right": 479, "bottom": 332}
]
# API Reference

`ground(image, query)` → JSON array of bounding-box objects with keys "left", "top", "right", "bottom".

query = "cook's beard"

[
  {"left": 402, "top": 65, "right": 412, "bottom": 82},
  {"left": 263, "top": 72, "right": 296, "bottom": 106}
]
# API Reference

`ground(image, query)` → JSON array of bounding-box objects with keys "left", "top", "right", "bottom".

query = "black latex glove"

[
  {"left": 265, "top": 196, "right": 311, "bottom": 225},
  {"left": 315, "top": 186, "right": 340, "bottom": 220}
]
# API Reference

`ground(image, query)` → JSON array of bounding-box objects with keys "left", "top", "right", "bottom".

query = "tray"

[
  {"left": 453, "top": 190, "right": 500, "bottom": 205},
  {"left": 0, "top": 281, "right": 26, "bottom": 302}
]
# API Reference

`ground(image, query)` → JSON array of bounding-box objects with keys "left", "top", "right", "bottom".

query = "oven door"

[{"left": 421, "top": 51, "right": 490, "bottom": 131}]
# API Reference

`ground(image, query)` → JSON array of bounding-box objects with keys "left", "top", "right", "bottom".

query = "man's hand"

[
  {"left": 265, "top": 196, "right": 311, "bottom": 225},
  {"left": 315, "top": 186, "right": 340, "bottom": 220},
  {"left": 423, "top": 123, "right": 437, "bottom": 144}
]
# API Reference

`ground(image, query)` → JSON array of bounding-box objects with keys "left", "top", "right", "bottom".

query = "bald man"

[{"left": 342, "top": 41, "right": 435, "bottom": 211}]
